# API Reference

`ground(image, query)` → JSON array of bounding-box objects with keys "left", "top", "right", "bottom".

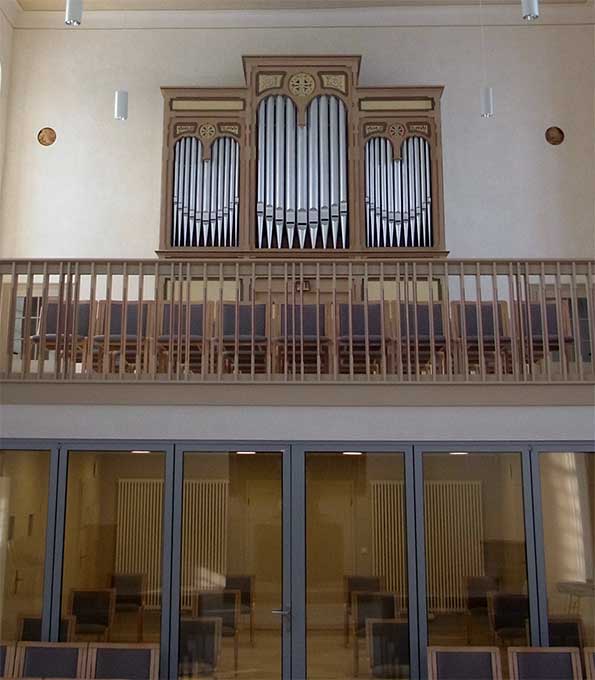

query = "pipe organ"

[{"left": 160, "top": 56, "right": 445, "bottom": 256}]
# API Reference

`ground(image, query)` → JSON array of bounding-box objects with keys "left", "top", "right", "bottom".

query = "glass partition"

[
  {"left": 60, "top": 450, "right": 165, "bottom": 643},
  {"left": 0, "top": 450, "right": 51, "bottom": 641},
  {"left": 539, "top": 451, "right": 594, "bottom": 649},
  {"left": 306, "top": 451, "right": 410, "bottom": 680}
]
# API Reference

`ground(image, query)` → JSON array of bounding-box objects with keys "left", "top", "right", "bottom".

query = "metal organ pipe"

[
  {"left": 256, "top": 94, "right": 349, "bottom": 249},
  {"left": 171, "top": 136, "right": 240, "bottom": 248},
  {"left": 364, "top": 135, "right": 433, "bottom": 248}
]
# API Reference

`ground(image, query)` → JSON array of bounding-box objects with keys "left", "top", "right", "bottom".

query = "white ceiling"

[{"left": 14, "top": 0, "right": 586, "bottom": 10}]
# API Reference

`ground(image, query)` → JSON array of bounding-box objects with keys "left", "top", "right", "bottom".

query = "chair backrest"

[
  {"left": 111, "top": 574, "right": 145, "bottom": 610},
  {"left": 508, "top": 647, "right": 582, "bottom": 680},
  {"left": 467, "top": 576, "right": 499, "bottom": 611},
  {"left": 521, "top": 302, "right": 571, "bottom": 339},
  {"left": 345, "top": 576, "right": 382, "bottom": 607},
  {"left": 279, "top": 305, "right": 325, "bottom": 338},
  {"left": 87, "top": 643, "right": 159, "bottom": 680},
  {"left": 179, "top": 617, "right": 222, "bottom": 671},
  {"left": 161, "top": 304, "right": 204, "bottom": 337},
  {"left": 585, "top": 647, "right": 595, "bottom": 680},
  {"left": 454, "top": 302, "right": 505, "bottom": 339},
  {"left": 428, "top": 646, "right": 502, "bottom": 680},
  {"left": 366, "top": 619, "right": 409, "bottom": 678},
  {"left": 194, "top": 590, "right": 240, "bottom": 633},
  {"left": 548, "top": 616, "right": 584, "bottom": 648},
  {"left": 399, "top": 303, "right": 444, "bottom": 338},
  {"left": 69, "top": 589, "right": 115, "bottom": 628},
  {"left": 105, "top": 302, "right": 149, "bottom": 337},
  {"left": 222, "top": 304, "right": 266, "bottom": 338},
  {"left": 18, "top": 616, "right": 75, "bottom": 642},
  {"left": 14, "top": 642, "right": 87, "bottom": 679},
  {"left": 489, "top": 592, "right": 529, "bottom": 632},
  {"left": 0, "top": 642, "right": 14, "bottom": 678},
  {"left": 353, "top": 592, "right": 397, "bottom": 637},
  {"left": 225, "top": 575, "right": 253, "bottom": 609},
  {"left": 339, "top": 304, "right": 382, "bottom": 337}
]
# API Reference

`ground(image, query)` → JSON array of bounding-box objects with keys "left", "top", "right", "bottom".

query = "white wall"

[
  {"left": 0, "top": 10, "right": 13, "bottom": 204},
  {"left": 0, "top": 16, "right": 593, "bottom": 259}
]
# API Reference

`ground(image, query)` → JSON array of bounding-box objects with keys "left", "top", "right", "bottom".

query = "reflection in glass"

[
  {"left": 423, "top": 452, "right": 530, "bottom": 664},
  {"left": 179, "top": 452, "right": 281, "bottom": 680},
  {"left": 0, "top": 450, "right": 50, "bottom": 641},
  {"left": 61, "top": 451, "right": 165, "bottom": 644},
  {"left": 540, "top": 452, "right": 594, "bottom": 649},
  {"left": 306, "top": 452, "right": 409, "bottom": 680}
]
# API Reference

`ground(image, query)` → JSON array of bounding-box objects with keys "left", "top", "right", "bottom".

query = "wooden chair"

[
  {"left": 508, "top": 647, "right": 582, "bottom": 680},
  {"left": 213, "top": 303, "right": 268, "bottom": 374},
  {"left": 273, "top": 304, "right": 329, "bottom": 375},
  {"left": 178, "top": 617, "right": 222, "bottom": 678},
  {"left": 428, "top": 646, "right": 502, "bottom": 680},
  {"left": 68, "top": 588, "right": 116, "bottom": 641},
  {"left": 193, "top": 590, "right": 240, "bottom": 671},
  {"left": 18, "top": 615, "right": 76, "bottom": 642},
  {"left": 351, "top": 591, "right": 398, "bottom": 677},
  {"left": 93, "top": 301, "right": 151, "bottom": 374},
  {"left": 547, "top": 614, "right": 585, "bottom": 649},
  {"left": 156, "top": 303, "right": 206, "bottom": 375},
  {"left": 225, "top": 575, "right": 255, "bottom": 646},
  {"left": 517, "top": 301, "right": 574, "bottom": 373},
  {"left": 86, "top": 642, "right": 159, "bottom": 679},
  {"left": 395, "top": 302, "right": 447, "bottom": 376},
  {"left": 487, "top": 592, "right": 529, "bottom": 646},
  {"left": 0, "top": 642, "right": 16, "bottom": 678},
  {"left": 585, "top": 647, "right": 595, "bottom": 679},
  {"left": 337, "top": 303, "right": 384, "bottom": 375},
  {"left": 12, "top": 642, "right": 87, "bottom": 678},
  {"left": 110, "top": 573, "right": 146, "bottom": 642},
  {"left": 465, "top": 576, "right": 499, "bottom": 644},
  {"left": 343, "top": 576, "right": 382, "bottom": 646},
  {"left": 366, "top": 618, "right": 409, "bottom": 679}
]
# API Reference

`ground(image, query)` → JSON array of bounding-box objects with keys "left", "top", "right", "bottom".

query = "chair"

[
  {"left": 351, "top": 591, "right": 398, "bottom": 676},
  {"left": 518, "top": 301, "right": 573, "bottom": 370},
  {"left": 31, "top": 301, "right": 92, "bottom": 370},
  {"left": 12, "top": 642, "right": 87, "bottom": 679},
  {"left": 110, "top": 574, "right": 146, "bottom": 642},
  {"left": 193, "top": 590, "right": 240, "bottom": 671},
  {"left": 547, "top": 615, "right": 584, "bottom": 649},
  {"left": 157, "top": 303, "right": 204, "bottom": 374},
  {"left": 68, "top": 589, "right": 116, "bottom": 641},
  {"left": 396, "top": 302, "right": 447, "bottom": 375},
  {"left": 0, "top": 642, "right": 15, "bottom": 678},
  {"left": 487, "top": 592, "right": 529, "bottom": 646},
  {"left": 18, "top": 615, "right": 76, "bottom": 642},
  {"left": 428, "top": 646, "right": 502, "bottom": 680},
  {"left": 178, "top": 617, "right": 222, "bottom": 677},
  {"left": 508, "top": 647, "right": 582, "bottom": 680},
  {"left": 215, "top": 304, "right": 267, "bottom": 374},
  {"left": 585, "top": 647, "right": 595, "bottom": 679},
  {"left": 366, "top": 618, "right": 409, "bottom": 679},
  {"left": 274, "top": 305, "right": 329, "bottom": 374},
  {"left": 86, "top": 642, "right": 159, "bottom": 679},
  {"left": 225, "top": 575, "right": 255, "bottom": 646},
  {"left": 343, "top": 576, "right": 382, "bottom": 646},
  {"left": 465, "top": 576, "right": 499, "bottom": 644},
  {"left": 452, "top": 302, "right": 512, "bottom": 375},
  {"left": 94, "top": 302, "right": 150, "bottom": 373},
  {"left": 338, "top": 304, "right": 384, "bottom": 374}
]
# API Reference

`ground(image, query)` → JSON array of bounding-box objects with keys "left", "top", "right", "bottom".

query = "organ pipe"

[
  {"left": 171, "top": 136, "right": 240, "bottom": 248},
  {"left": 365, "top": 136, "right": 433, "bottom": 248}
]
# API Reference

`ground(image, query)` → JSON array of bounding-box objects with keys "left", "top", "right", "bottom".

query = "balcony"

[{"left": 0, "top": 258, "right": 593, "bottom": 386}]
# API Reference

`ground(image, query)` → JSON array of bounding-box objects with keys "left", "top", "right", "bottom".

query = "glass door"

[{"left": 170, "top": 446, "right": 291, "bottom": 680}]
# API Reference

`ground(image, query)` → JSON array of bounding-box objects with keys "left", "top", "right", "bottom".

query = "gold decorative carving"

[
  {"left": 407, "top": 122, "right": 431, "bottom": 136},
  {"left": 258, "top": 73, "right": 284, "bottom": 94},
  {"left": 389, "top": 123, "right": 406, "bottom": 137},
  {"left": 199, "top": 123, "right": 217, "bottom": 139},
  {"left": 175, "top": 123, "right": 198, "bottom": 136},
  {"left": 364, "top": 123, "right": 386, "bottom": 136},
  {"left": 321, "top": 73, "right": 347, "bottom": 94},
  {"left": 288, "top": 72, "right": 316, "bottom": 98},
  {"left": 218, "top": 123, "right": 240, "bottom": 137}
]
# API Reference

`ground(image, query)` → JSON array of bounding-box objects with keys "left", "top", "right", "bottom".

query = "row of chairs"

[
  {"left": 428, "top": 646, "right": 595, "bottom": 680},
  {"left": 30, "top": 299, "right": 574, "bottom": 375},
  {"left": 0, "top": 642, "right": 158, "bottom": 679}
]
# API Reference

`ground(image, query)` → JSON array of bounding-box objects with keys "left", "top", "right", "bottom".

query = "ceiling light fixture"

[
  {"left": 450, "top": 451, "right": 470, "bottom": 456},
  {"left": 342, "top": 451, "right": 363, "bottom": 456},
  {"left": 521, "top": 0, "right": 539, "bottom": 21},
  {"left": 114, "top": 90, "right": 128, "bottom": 121},
  {"left": 478, "top": 0, "right": 494, "bottom": 118},
  {"left": 131, "top": 450, "right": 151, "bottom": 454},
  {"left": 65, "top": 0, "right": 82, "bottom": 26},
  {"left": 236, "top": 451, "right": 256, "bottom": 455}
]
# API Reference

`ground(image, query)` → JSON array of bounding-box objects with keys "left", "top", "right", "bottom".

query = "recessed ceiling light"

[
  {"left": 343, "top": 451, "right": 363, "bottom": 456},
  {"left": 450, "top": 451, "right": 469, "bottom": 456},
  {"left": 236, "top": 451, "right": 256, "bottom": 455},
  {"left": 131, "top": 450, "right": 151, "bottom": 454}
]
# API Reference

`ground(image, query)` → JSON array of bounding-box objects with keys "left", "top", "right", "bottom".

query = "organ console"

[{"left": 159, "top": 56, "right": 445, "bottom": 256}]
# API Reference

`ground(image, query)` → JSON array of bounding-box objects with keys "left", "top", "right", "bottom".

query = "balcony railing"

[{"left": 0, "top": 258, "right": 593, "bottom": 383}]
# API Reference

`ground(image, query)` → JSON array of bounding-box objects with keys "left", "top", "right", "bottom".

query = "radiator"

[
  {"left": 371, "top": 480, "right": 484, "bottom": 613},
  {"left": 115, "top": 479, "right": 229, "bottom": 610}
]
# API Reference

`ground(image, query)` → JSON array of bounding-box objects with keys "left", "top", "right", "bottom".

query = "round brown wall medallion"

[
  {"left": 545, "top": 126, "right": 564, "bottom": 146},
  {"left": 37, "top": 127, "right": 56, "bottom": 146}
]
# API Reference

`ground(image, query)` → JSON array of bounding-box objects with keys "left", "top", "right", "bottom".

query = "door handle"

[{"left": 271, "top": 608, "right": 291, "bottom": 616}]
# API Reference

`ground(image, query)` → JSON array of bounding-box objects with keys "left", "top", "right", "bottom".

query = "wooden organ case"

[{"left": 160, "top": 56, "right": 445, "bottom": 257}]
